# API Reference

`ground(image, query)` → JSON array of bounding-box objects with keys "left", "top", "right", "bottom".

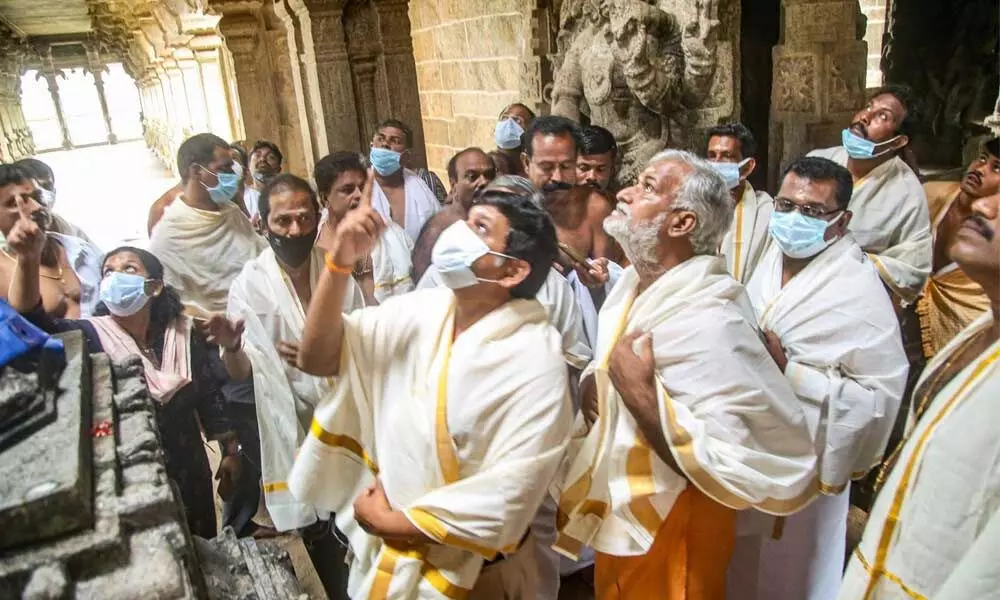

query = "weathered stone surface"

[
  {"left": 0, "top": 331, "right": 91, "bottom": 551},
  {"left": 20, "top": 562, "right": 69, "bottom": 600},
  {"left": 196, "top": 528, "right": 308, "bottom": 600}
]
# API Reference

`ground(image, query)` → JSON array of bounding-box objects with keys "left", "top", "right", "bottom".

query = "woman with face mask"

[{"left": 5, "top": 209, "right": 242, "bottom": 540}]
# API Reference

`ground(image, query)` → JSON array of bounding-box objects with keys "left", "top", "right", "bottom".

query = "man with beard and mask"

[
  {"left": 809, "top": 85, "right": 932, "bottom": 304},
  {"left": 553, "top": 150, "right": 817, "bottom": 600},
  {"left": 704, "top": 122, "right": 774, "bottom": 284},
  {"left": 916, "top": 139, "right": 999, "bottom": 358},
  {"left": 204, "top": 173, "right": 364, "bottom": 598},
  {"left": 411, "top": 147, "right": 496, "bottom": 282},
  {"left": 289, "top": 180, "right": 572, "bottom": 599},
  {"left": 14, "top": 157, "right": 99, "bottom": 246},
  {"left": 369, "top": 119, "right": 442, "bottom": 241},
  {"left": 727, "top": 157, "right": 907, "bottom": 600},
  {"left": 315, "top": 151, "right": 415, "bottom": 304},
  {"left": 839, "top": 191, "right": 1000, "bottom": 599},
  {"left": 495, "top": 102, "right": 535, "bottom": 177},
  {"left": 149, "top": 133, "right": 265, "bottom": 318},
  {"left": 244, "top": 140, "right": 283, "bottom": 221},
  {"left": 0, "top": 164, "right": 102, "bottom": 317}
]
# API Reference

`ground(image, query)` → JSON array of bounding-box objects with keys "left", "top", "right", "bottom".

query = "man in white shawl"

[
  {"left": 368, "top": 119, "right": 440, "bottom": 242},
  {"left": 705, "top": 122, "right": 774, "bottom": 284},
  {"left": 553, "top": 150, "right": 818, "bottom": 600},
  {"left": 289, "top": 179, "right": 572, "bottom": 599},
  {"left": 839, "top": 191, "right": 1000, "bottom": 599},
  {"left": 315, "top": 151, "right": 414, "bottom": 304},
  {"left": 148, "top": 133, "right": 265, "bottom": 317},
  {"left": 203, "top": 174, "right": 364, "bottom": 597},
  {"left": 728, "top": 157, "right": 908, "bottom": 600},
  {"left": 808, "top": 85, "right": 931, "bottom": 304}
]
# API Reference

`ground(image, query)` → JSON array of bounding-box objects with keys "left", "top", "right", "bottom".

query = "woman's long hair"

[{"left": 94, "top": 246, "right": 184, "bottom": 341}]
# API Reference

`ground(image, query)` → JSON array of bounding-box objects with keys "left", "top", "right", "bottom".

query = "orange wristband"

[{"left": 324, "top": 251, "right": 353, "bottom": 275}]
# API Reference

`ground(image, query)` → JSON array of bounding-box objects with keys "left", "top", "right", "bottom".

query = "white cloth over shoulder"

[
  {"left": 228, "top": 246, "right": 364, "bottom": 531},
  {"left": 566, "top": 262, "right": 624, "bottom": 350},
  {"left": 808, "top": 147, "right": 931, "bottom": 302},
  {"left": 48, "top": 232, "right": 102, "bottom": 317},
  {"left": 371, "top": 169, "right": 440, "bottom": 242},
  {"left": 418, "top": 264, "right": 592, "bottom": 369},
  {"left": 552, "top": 256, "right": 818, "bottom": 558},
  {"left": 747, "top": 236, "right": 908, "bottom": 491},
  {"left": 720, "top": 184, "right": 773, "bottom": 284},
  {"left": 372, "top": 220, "right": 415, "bottom": 302},
  {"left": 288, "top": 289, "right": 573, "bottom": 598},
  {"left": 839, "top": 312, "right": 1000, "bottom": 599},
  {"left": 149, "top": 198, "right": 265, "bottom": 315}
]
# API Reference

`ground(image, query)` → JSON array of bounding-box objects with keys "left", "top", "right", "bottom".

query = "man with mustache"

[
  {"left": 916, "top": 139, "right": 999, "bottom": 357},
  {"left": 839, "top": 191, "right": 1000, "bottom": 599},
  {"left": 244, "top": 140, "right": 283, "bottom": 222},
  {"left": 577, "top": 124, "right": 617, "bottom": 193},
  {"left": 0, "top": 164, "right": 101, "bottom": 318},
  {"left": 553, "top": 150, "right": 816, "bottom": 600},
  {"left": 809, "top": 85, "right": 932, "bottom": 304}
]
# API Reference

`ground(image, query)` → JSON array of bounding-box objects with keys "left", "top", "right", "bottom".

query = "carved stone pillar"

[
  {"left": 42, "top": 72, "right": 72, "bottom": 150},
  {"left": 215, "top": 3, "right": 274, "bottom": 145},
  {"left": 274, "top": 0, "right": 321, "bottom": 168},
  {"left": 372, "top": 0, "right": 427, "bottom": 167},
  {"left": 190, "top": 34, "right": 236, "bottom": 141},
  {"left": 175, "top": 46, "right": 209, "bottom": 134},
  {"left": 768, "top": 0, "right": 867, "bottom": 187},
  {"left": 91, "top": 69, "right": 118, "bottom": 144},
  {"left": 163, "top": 58, "right": 192, "bottom": 136}
]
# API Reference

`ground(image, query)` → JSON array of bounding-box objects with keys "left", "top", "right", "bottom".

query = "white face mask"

[{"left": 431, "top": 220, "right": 515, "bottom": 289}]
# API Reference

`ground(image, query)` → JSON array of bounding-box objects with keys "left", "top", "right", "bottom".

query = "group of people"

[{"left": 1, "top": 81, "right": 998, "bottom": 600}]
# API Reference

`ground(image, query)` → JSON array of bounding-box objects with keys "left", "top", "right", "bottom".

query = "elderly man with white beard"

[{"left": 552, "top": 150, "right": 817, "bottom": 600}]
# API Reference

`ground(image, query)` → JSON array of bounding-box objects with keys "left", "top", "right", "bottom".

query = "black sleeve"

[
  {"left": 188, "top": 328, "right": 233, "bottom": 439},
  {"left": 22, "top": 303, "right": 104, "bottom": 354}
]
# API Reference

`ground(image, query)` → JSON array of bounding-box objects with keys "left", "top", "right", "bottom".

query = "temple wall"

[{"left": 409, "top": 0, "right": 533, "bottom": 180}]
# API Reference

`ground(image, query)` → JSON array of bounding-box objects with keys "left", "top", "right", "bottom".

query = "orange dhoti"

[{"left": 595, "top": 487, "right": 737, "bottom": 600}]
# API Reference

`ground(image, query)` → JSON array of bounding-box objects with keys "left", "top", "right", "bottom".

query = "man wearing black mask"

[{"left": 201, "top": 173, "right": 364, "bottom": 597}]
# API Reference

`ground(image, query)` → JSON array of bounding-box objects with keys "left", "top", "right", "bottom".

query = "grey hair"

[
  {"left": 482, "top": 174, "right": 544, "bottom": 207},
  {"left": 648, "top": 149, "right": 733, "bottom": 255}
]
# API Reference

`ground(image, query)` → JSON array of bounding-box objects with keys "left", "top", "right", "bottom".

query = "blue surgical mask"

[
  {"left": 100, "top": 272, "right": 152, "bottom": 317},
  {"left": 708, "top": 158, "right": 750, "bottom": 190},
  {"left": 431, "top": 220, "right": 514, "bottom": 289},
  {"left": 842, "top": 128, "right": 900, "bottom": 160},
  {"left": 768, "top": 209, "right": 842, "bottom": 259},
  {"left": 370, "top": 147, "right": 402, "bottom": 176},
  {"left": 494, "top": 118, "right": 524, "bottom": 150},
  {"left": 199, "top": 162, "right": 243, "bottom": 205}
]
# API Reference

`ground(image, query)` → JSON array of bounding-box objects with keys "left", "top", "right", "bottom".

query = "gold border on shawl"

[
  {"left": 625, "top": 441, "right": 664, "bottom": 536},
  {"left": 731, "top": 192, "right": 745, "bottom": 282},
  {"left": 406, "top": 508, "right": 500, "bottom": 560},
  {"left": 867, "top": 253, "right": 915, "bottom": 303},
  {"left": 853, "top": 548, "right": 927, "bottom": 600},
  {"left": 861, "top": 347, "right": 1000, "bottom": 600},
  {"left": 435, "top": 335, "right": 461, "bottom": 484},
  {"left": 371, "top": 543, "right": 472, "bottom": 599},
  {"left": 553, "top": 532, "right": 584, "bottom": 560},
  {"left": 419, "top": 563, "right": 471, "bottom": 600},
  {"left": 555, "top": 292, "right": 636, "bottom": 532},
  {"left": 657, "top": 380, "right": 817, "bottom": 514},
  {"left": 263, "top": 481, "right": 288, "bottom": 493},
  {"left": 309, "top": 420, "right": 380, "bottom": 474},
  {"left": 374, "top": 275, "right": 413, "bottom": 290},
  {"left": 817, "top": 480, "right": 847, "bottom": 496}
]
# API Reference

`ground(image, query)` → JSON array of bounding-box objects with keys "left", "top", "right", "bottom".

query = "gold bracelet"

[{"left": 324, "top": 251, "right": 352, "bottom": 275}]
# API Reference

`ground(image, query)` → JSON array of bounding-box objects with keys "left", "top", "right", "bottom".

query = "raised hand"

[
  {"left": 195, "top": 314, "right": 245, "bottom": 351},
  {"left": 331, "top": 170, "right": 386, "bottom": 268},
  {"left": 6, "top": 199, "right": 46, "bottom": 260}
]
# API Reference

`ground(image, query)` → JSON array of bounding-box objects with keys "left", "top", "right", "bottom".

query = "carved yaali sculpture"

[{"left": 552, "top": 0, "right": 720, "bottom": 187}]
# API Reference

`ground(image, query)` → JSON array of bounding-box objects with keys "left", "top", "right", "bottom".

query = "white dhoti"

[
  {"left": 227, "top": 246, "right": 364, "bottom": 531},
  {"left": 720, "top": 184, "right": 773, "bottom": 284},
  {"left": 149, "top": 198, "right": 265, "bottom": 315},
  {"left": 731, "top": 236, "right": 908, "bottom": 600},
  {"left": 288, "top": 289, "right": 573, "bottom": 598}
]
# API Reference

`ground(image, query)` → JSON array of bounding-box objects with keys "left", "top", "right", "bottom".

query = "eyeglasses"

[{"left": 774, "top": 197, "right": 842, "bottom": 219}]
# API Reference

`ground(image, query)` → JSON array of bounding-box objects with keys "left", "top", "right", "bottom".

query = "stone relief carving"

[
  {"left": 551, "top": 0, "right": 721, "bottom": 187},
  {"left": 773, "top": 54, "right": 817, "bottom": 115}
]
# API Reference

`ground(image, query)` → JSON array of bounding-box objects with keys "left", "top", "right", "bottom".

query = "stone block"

[
  {"left": 411, "top": 30, "right": 437, "bottom": 63},
  {"left": 421, "top": 118, "right": 451, "bottom": 146},
  {"left": 771, "top": 50, "right": 820, "bottom": 116},
  {"left": 440, "top": 60, "right": 466, "bottom": 90},
  {"left": 476, "top": 14, "right": 522, "bottom": 59},
  {"left": 0, "top": 332, "right": 91, "bottom": 552},
  {"left": 784, "top": 1, "right": 858, "bottom": 45},
  {"left": 417, "top": 62, "right": 443, "bottom": 91},
  {"left": 825, "top": 45, "right": 868, "bottom": 115},
  {"left": 433, "top": 24, "right": 470, "bottom": 61},
  {"left": 420, "top": 91, "right": 454, "bottom": 119}
]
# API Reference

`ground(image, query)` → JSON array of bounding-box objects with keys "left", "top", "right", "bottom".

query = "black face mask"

[{"left": 266, "top": 231, "right": 315, "bottom": 267}]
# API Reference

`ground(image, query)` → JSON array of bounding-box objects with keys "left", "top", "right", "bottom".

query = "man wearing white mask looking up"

[
  {"left": 289, "top": 178, "right": 572, "bottom": 598},
  {"left": 728, "top": 157, "right": 908, "bottom": 600},
  {"left": 369, "top": 119, "right": 441, "bottom": 241},
  {"left": 808, "top": 85, "right": 931, "bottom": 305},
  {"left": 705, "top": 122, "right": 774, "bottom": 284}
]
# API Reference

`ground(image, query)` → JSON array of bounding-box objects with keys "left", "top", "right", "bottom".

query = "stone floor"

[{"left": 36, "top": 141, "right": 177, "bottom": 251}]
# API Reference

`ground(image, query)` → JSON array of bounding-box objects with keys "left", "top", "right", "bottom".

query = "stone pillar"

[
  {"left": 42, "top": 72, "right": 73, "bottom": 150},
  {"left": 372, "top": 0, "right": 427, "bottom": 167},
  {"left": 768, "top": 0, "right": 867, "bottom": 188},
  {"left": 163, "top": 58, "right": 192, "bottom": 137},
  {"left": 215, "top": 4, "right": 274, "bottom": 145},
  {"left": 274, "top": 0, "right": 320, "bottom": 169},
  {"left": 91, "top": 69, "right": 118, "bottom": 144},
  {"left": 175, "top": 46, "right": 209, "bottom": 134},
  {"left": 190, "top": 34, "right": 236, "bottom": 141}
]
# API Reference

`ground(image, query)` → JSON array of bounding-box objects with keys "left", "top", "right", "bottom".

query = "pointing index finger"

[{"left": 360, "top": 168, "right": 375, "bottom": 209}]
